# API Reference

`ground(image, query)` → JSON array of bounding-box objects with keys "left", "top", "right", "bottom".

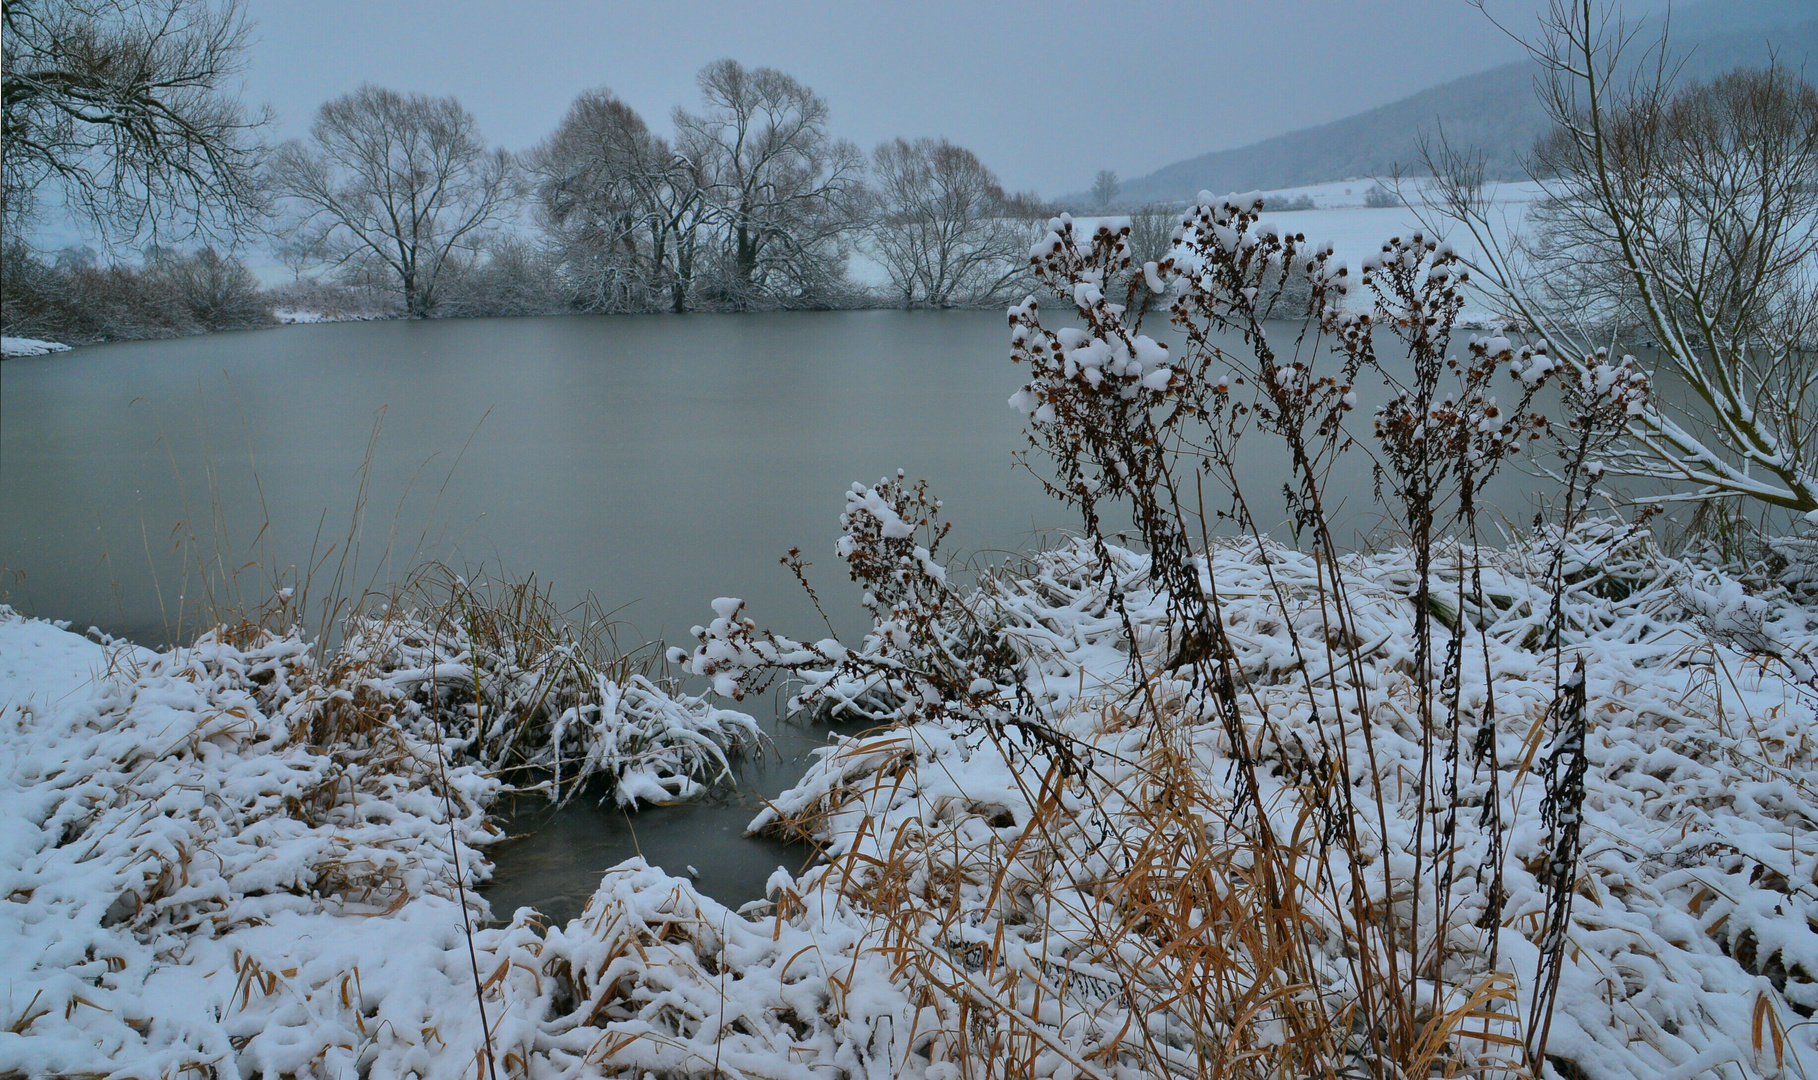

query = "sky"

[{"left": 233, "top": 0, "right": 1680, "bottom": 198}]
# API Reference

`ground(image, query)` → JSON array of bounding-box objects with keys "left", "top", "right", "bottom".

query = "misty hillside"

[{"left": 1106, "top": 7, "right": 1817, "bottom": 206}]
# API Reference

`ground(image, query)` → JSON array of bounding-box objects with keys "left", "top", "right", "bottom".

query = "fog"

[{"left": 235, "top": 0, "right": 1677, "bottom": 197}]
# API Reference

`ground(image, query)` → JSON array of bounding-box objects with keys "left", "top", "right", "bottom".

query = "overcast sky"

[{"left": 240, "top": 0, "right": 1678, "bottom": 197}]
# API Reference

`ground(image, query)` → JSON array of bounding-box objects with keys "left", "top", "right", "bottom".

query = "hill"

[{"left": 1099, "top": 7, "right": 1818, "bottom": 207}]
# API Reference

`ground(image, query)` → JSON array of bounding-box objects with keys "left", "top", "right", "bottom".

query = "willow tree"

[
  {"left": 268, "top": 86, "right": 511, "bottom": 319},
  {"left": 867, "top": 137, "right": 1043, "bottom": 308},
  {"left": 675, "top": 60, "right": 864, "bottom": 307},
  {"left": 525, "top": 88, "right": 707, "bottom": 313},
  {"left": 1433, "top": 0, "right": 1818, "bottom": 512}
]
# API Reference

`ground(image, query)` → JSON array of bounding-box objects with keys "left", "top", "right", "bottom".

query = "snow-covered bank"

[
  {"left": 0, "top": 336, "right": 72, "bottom": 357},
  {"left": 737, "top": 531, "right": 1818, "bottom": 1079},
  {"left": 273, "top": 308, "right": 393, "bottom": 325},
  {"left": 6, "top": 519, "right": 1817, "bottom": 1077},
  {"left": 0, "top": 611, "right": 502, "bottom": 1076},
  {"left": 0, "top": 600, "right": 760, "bottom": 1077}
]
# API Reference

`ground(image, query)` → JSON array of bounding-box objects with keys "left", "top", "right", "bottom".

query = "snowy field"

[{"left": 849, "top": 180, "right": 1543, "bottom": 323}]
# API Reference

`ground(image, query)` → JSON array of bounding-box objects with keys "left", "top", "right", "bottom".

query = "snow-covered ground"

[
  {"left": 1244, "top": 179, "right": 1542, "bottom": 284},
  {"left": 1, "top": 336, "right": 73, "bottom": 357},
  {"left": 5, "top": 507, "right": 1817, "bottom": 1076},
  {"left": 272, "top": 308, "right": 394, "bottom": 324},
  {"left": 848, "top": 180, "right": 1543, "bottom": 318},
  {"left": 0, "top": 595, "right": 768, "bottom": 1077}
]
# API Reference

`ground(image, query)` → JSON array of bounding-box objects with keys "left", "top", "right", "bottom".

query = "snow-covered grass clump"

[
  {"left": 1, "top": 335, "right": 72, "bottom": 356},
  {"left": 328, "top": 569, "right": 763, "bottom": 806},
  {"left": 273, "top": 308, "right": 393, "bottom": 324},
  {"left": 0, "top": 609, "right": 506, "bottom": 1076},
  {"left": 0, "top": 580, "right": 762, "bottom": 1076}
]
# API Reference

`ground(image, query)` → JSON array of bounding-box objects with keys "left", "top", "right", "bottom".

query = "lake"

[{"left": 0, "top": 310, "right": 1550, "bottom": 920}]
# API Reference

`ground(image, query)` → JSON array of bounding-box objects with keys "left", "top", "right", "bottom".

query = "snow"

[
  {"left": 1066, "top": 179, "right": 1543, "bottom": 326},
  {"left": 0, "top": 603, "right": 763, "bottom": 1077},
  {"left": 0, "top": 614, "right": 115, "bottom": 709},
  {"left": 1, "top": 336, "right": 73, "bottom": 357},
  {"left": 0, "top": 608, "right": 501, "bottom": 1076},
  {"left": 744, "top": 529, "right": 1818, "bottom": 1078},
  {"left": 5, "top": 511, "right": 1818, "bottom": 1076},
  {"left": 273, "top": 308, "right": 391, "bottom": 324}
]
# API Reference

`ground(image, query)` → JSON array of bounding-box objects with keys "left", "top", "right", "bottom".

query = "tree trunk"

[
  {"left": 735, "top": 220, "right": 757, "bottom": 290},
  {"left": 402, "top": 270, "right": 427, "bottom": 319},
  {"left": 672, "top": 243, "right": 693, "bottom": 313}
]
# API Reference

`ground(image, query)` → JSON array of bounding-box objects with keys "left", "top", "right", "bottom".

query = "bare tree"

[
  {"left": 1433, "top": 1, "right": 1818, "bottom": 511},
  {"left": 1091, "top": 168, "right": 1119, "bottom": 210},
  {"left": 525, "top": 88, "right": 707, "bottom": 313},
  {"left": 1124, "top": 204, "right": 1176, "bottom": 265},
  {"left": 675, "top": 60, "right": 864, "bottom": 307},
  {"left": 1116, "top": 202, "right": 1180, "bottom": 303},
  {"left": 273, "top": 233, "right": 318, "bottom": 285},
  {"left": 866, "top": 137, "right": 1043, "bottom": 308},
  {"left": 267, "top": 85, "right": 511, "bottom": 319},
  {"left": 0, "top": 0, "right": 269, "bottom": 243}
]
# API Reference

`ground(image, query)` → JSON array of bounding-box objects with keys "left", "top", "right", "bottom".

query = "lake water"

[{"left": 0, "top": 310, "right": 1550, "bottom": 921}]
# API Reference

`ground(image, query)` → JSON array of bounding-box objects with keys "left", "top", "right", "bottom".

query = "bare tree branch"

[
  {"left": 1427, "top": 0, "right": 1818, "bottom": 512},
  {"left": 1, "top": 0, "right": 270, "bottom": 246}
]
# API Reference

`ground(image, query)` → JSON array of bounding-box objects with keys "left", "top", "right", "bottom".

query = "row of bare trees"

[
  {"left": 520, "top": 63, "right": 1048, "bottom": 313},
  {"left": 522, "top": 62, "right": 868, "bottom": 314},
  {"left": 2, "top": 2, "right": 1054, "bottom": 321}
]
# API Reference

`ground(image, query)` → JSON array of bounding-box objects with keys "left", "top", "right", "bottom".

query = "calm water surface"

[{"left": 0, "top": 310, "right": 1545, "bottom": 920}]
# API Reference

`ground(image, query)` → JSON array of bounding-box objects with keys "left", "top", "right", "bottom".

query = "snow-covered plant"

[
  {"left": 323, "top": 568, "right": 761, "bottom": 807},
  {"left": 667, "top": 191, "right": 1738, "bottom": 1077},
  {"left": 673, "top": 472, "right": 1076, "bottom": 766},
  {"left": 992, "top": 186, "right": 1645, "bottom": 1072}
]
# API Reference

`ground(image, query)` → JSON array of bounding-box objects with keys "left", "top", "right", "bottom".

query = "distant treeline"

[
  {"left": 4, "top": 56, "right": 1102, "bottom": 343},
  {"left": 2, "top": 241, "right": 273, "bottom": 341}
]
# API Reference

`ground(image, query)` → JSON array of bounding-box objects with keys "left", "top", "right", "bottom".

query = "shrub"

[
  {"left": 0, "top": 241, "right": 272, "bottom": 342},
  {"left": 1364, "top": 182, "right": 1401, "bottom": 208},
  {"left": 1262, "top": 192, "right": 1316, "bottom": 211}
]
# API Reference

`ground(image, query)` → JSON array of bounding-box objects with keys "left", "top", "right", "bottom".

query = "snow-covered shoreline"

[
  {"left": 0, "top": 336, "right": 72, "bottom": 357},
  {"left": 5, "top": 520, "right": 1817, "bottom": 1078}
]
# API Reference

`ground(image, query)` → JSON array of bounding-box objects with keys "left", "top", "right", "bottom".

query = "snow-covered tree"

[
  {"left": 526, "top": 88, "right": 709, "bottom": 313},
  {"left": 1432, "top": 0, "right": 1818, "bottom": 512},
  {"left": 1091, "top": 168, "right": 1119, "bottom": 210},
  {"left": 866, "top": 137, "right": 1043, "bottom": 308},
  {"left": 267, "top": 86, "right": 511, "bottom": 319},
  {"left": 675, "top": 60, "right": 864, "bottom": 307}
]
